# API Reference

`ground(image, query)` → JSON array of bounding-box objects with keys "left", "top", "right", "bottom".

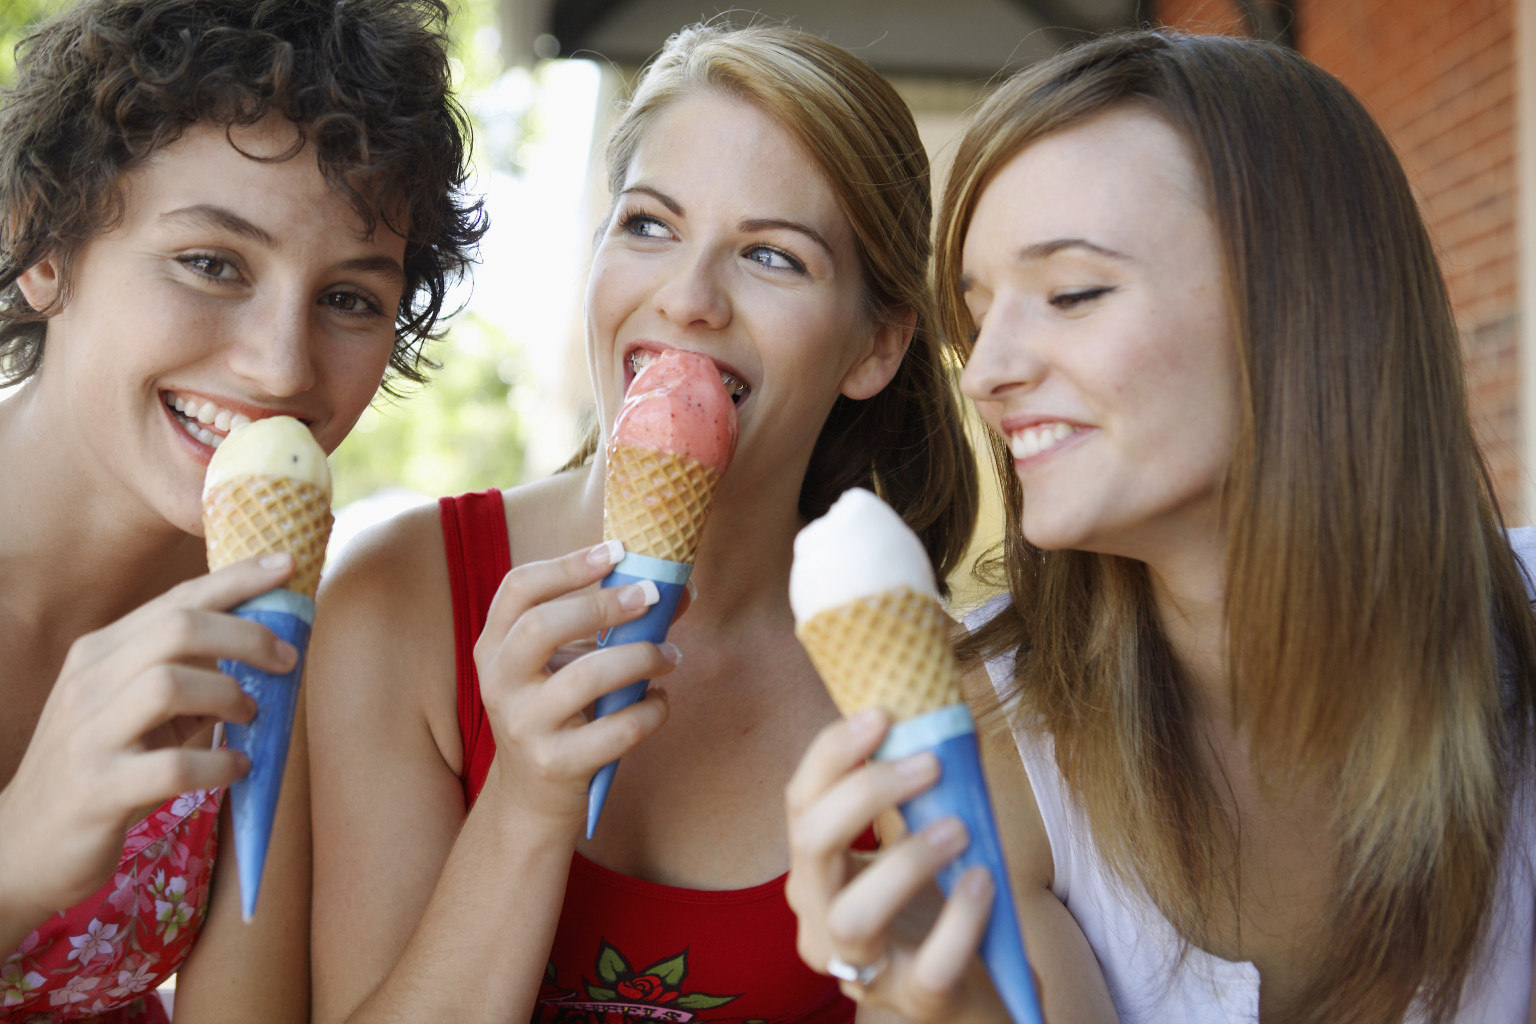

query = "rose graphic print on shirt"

[{"left": 535, "top": 940, "right": 762, "bottom": 1024}]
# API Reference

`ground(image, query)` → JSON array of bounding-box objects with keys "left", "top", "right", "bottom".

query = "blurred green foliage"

[
  {"left": 0, "top": 0, "right": 63, "bottom": 84},
  {"left": 330, "top": 311, "right": 529, "bottom": 508},
  {"left": 328, "top": 0, "right": 532, "bottom": 508}
]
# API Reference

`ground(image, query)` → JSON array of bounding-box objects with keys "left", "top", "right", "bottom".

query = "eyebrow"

[
  {"left": 1016, "top": 238, "right": 1130, "bottom": 262},
  {"left": 619, "top": 186, "right": 834, "bottom": 257},
  {"left": 960, "top": 237, "right": 1130, "bottom": 292},
  {"left": 620, "top": 186, "right": 682, "bottom": 216},
  {"left": 739, "top": 218, "right": 833, "bottom": 257},
  {"left": 338, "top": 255, "right": 408, "bottom": 288},
  {"left": 160, "top": 204, "right": 276, "bottom": 246}
]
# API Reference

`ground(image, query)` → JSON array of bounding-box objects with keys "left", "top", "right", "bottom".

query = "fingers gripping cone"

[
  {"left": 791, "top": 489, "right": 1044, "bottom": 1024},
  {"left": 588, "top": 350, "right": 737, "bottom": 838},
  {"left": 202, "top": 416, "right": 332, "bottom": 920}
]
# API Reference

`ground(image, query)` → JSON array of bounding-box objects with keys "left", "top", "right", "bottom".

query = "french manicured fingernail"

[
  {"left": 259, "top": 552, "right": 292, "bottom": 571},
  {"left": 927, "top": 818, "right": 968, "bottom": 852},
  {"left": 659, "top": 642, "right": 682, "bottom": 665},
  {"left": 619, "top": 580, "right": 661, "bottom": 610},
  {"left": 962, "top": 866, "right": 994, "bottom": 897},
  {"left": 685, "top": 578, "right": 698, "bottom": 602},
  {"left": 588, "top": 539, "right": 624, "bottom": 567},
  {"left": 850, "top": 708, "right": 884, "bottom": 735},
  {"left": 896, "top": 752, "right": 938, "bottom": 778}
]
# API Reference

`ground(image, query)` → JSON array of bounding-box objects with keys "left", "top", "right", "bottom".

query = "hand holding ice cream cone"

[
  {"left": 586, "top": 348, "right": 737, "bottom": 838},
  {"left": 203, "top": 415, "right": 332, "bottom": 920},
  {"left": 790, "top": 488, "right": 1044, "bottom": 1024}
]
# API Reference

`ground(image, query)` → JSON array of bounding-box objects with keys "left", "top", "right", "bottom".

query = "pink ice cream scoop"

[
  {"left": 611, "top": 349, "right": 737, "bottom": 474},
  {"left": 588, "top": 349, "right": 737, "bottom": 838}
]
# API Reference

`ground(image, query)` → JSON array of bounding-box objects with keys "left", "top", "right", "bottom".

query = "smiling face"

[
  {"left": 584, "top": 91, "right": 904, "bottom": 503},
  {"left": 18, "top": 114, "right": 405, "bottom": 535},
  {"left": 958, "top": 108, "right": 1240, "bottom": 565}
]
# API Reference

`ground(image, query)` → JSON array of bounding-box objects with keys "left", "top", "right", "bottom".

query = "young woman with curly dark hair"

[{"left": 0, "top": 2, "right": 483, "bottom": 1019}]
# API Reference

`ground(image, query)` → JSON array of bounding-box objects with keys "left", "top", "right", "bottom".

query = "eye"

[
  {"left": 178, "top": 253, "right": 240, "bottom": 282},
  {"left": 745, "top": 245, "right": 805, "bottom": 273},
  {"left": 1050, "top": 286, "right": 1114, "bottom": 311},
  {"left": 620, "top": 213, "right": 672, "bottom": 240},
  {"left": 322, "top": 289, "right": 386, "bottom": 318}
]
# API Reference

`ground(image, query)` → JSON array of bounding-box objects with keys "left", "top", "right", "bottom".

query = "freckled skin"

[{"left": 611, "top": 349, "right": 738, "bottom": 473}]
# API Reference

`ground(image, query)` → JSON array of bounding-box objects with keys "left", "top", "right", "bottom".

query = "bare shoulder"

[
  {"left": 310, "top": 501, "right": 457, "bottom": 764},
  {"left": 499, "top": 466, "right": 600, "bottom": 565}
]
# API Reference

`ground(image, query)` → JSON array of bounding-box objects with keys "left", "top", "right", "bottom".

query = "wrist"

[
  {"left": 474, "top": 768, "right": 586, "bottom": 852},
  {"left": 0, "top": 795, "right": 53, "bottom": 954}
]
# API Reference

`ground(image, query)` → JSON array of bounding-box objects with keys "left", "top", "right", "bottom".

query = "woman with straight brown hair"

[
  {"left": 784, "top": 30, "right": 1536, "bottom": 1024},
  {"left": 307, "top": 22, "right": 977, "bottom": 1024}
]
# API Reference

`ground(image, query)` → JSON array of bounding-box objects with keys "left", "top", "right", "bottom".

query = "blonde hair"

[
  {"left": 944, "top": 31, "right": 1536, "bottom": 1023},
  {"left": 569, "top": 22, "right": 977, "bottom": 584}
]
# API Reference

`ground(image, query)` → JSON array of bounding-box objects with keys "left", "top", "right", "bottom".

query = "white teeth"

[
  {"left": 1009, "top": 422, "right": 1079, "bottom": 460},
  {"left": 629, "top": 350, "right": 751, "bottom": 402},
  {"left": 162, "top": 392, "right": 261, "bottom": 448}
]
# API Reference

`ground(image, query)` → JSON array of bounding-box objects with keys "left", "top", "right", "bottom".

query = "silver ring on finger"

[{"left": 827, "top": 952, "right": 889, "bottom": 989}]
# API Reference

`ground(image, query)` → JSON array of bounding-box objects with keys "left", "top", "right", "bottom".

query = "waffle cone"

[
  {"left": 796, "top": 586, "right": 961, "bottom": 722},
  {"left": 203, "top": 476, "right": 333, "bottom": 599},
  {"left": 603, "top": 443, "right": 723, "bottom": 563}
]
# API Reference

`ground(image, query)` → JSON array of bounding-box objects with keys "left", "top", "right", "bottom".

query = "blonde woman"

[
  {"left": 308, "top": 23, "right": 978, "bottom": 1024},
  {"left": 786, "top": 30, "right": 1536, "bottom": 1024}
]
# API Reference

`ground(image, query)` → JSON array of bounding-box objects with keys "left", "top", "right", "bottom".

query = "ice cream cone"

[
  {"left": 794, "top": 586, "right": 961, "bottom": 723},
  {"left": 790, "top": 489, "right": 1044, "bottom": 1024},
  {"left": 202, "top": 417, "right": 331, "bottom": 920},
  {"left": 585, "top": 350, "right": 737, "bottom": 839},
  {"left": 603, "top": 442, "right": 722, "bottom": 563},
  {"left": 203, "top": 476, "right": 332, "bottom": 598}
]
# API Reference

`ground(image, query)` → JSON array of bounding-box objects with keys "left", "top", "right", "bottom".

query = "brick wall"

[{"left": 1155, "top": 0, "right": 1526, "bottom": 517}]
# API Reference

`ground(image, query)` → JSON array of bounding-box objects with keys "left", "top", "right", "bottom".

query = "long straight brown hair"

[{"left": 942, "top": 32, "right": 1536, "bottom": 1023}]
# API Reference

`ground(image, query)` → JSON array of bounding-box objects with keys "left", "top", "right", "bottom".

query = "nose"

[
  {"left": 227, "top": 289, "right": 317, "bottom": 399},
  {"left": 959, "top": 304, "right": 1046, "bottom": 403},
  {"left": 654, "top": 251, "right": 731, "bottom": 331}
]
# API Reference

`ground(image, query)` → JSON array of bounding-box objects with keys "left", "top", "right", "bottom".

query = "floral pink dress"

[{"left": 0, "top": 788, "right": 221, "bottom": 1023}]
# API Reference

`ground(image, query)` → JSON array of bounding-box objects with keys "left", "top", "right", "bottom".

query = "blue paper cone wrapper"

[
  {"left": 877, "top": 704, "right": 1045, "bottom": 1024},
  {"left": 586, "top": 551, "right": 691, "bottom": 838},
  {"left": 220, "top": 589, "right": 313, "bottom": 921}
]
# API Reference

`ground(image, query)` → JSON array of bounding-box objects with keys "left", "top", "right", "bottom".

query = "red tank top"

[{"left": 441, "top": 489, "right": 855, "bottom": 1024}]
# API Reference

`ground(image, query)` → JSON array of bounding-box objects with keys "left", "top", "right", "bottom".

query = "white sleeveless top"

[{"left": 968, "top": 527, "right": 1536, "bottom": 1023}]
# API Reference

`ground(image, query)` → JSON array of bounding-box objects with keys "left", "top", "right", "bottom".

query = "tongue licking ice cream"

[
  {"left": 587, "top": 349, "right": 738, "bottom": 837},
  {"left": 202, "top": 415, "right": 333, "bottom": 920},
  {"left": 791, "top": 489, "right": 1044, "bottom": 1024}
]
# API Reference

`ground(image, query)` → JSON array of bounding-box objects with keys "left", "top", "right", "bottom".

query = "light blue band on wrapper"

[
  {"left": 235, "top": 589, "right": 316, "bottom": 623},
  {"left": 613, "top": 551, "right": 693, "bottom": 585},
  {"left": 874, "top": 703, "right": 976, "bottom": 761}
]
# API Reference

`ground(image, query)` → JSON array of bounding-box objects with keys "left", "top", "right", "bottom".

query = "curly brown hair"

[{"left": 0, "top": 0, "right": 486, "bottom": 392}]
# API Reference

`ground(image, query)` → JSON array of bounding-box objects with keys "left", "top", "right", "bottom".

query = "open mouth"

[
  {"left": 163, "top": 391, "right": 253, "bottom": 449},
  {"left": 629, "top": 349, "right": 751, "bottom": 405}
]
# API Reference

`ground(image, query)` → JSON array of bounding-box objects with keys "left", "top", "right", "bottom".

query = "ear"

[
  {"left": 839, "top": 309, "right": 916, "bottom": 401},
  {"left": 15, "top": 255, "right": 62, "bottom": 313}
]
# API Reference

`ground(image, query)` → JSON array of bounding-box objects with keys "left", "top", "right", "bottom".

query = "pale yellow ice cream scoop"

[{"left": 202, "top": 416, "right": 333, "bottom": 598}]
